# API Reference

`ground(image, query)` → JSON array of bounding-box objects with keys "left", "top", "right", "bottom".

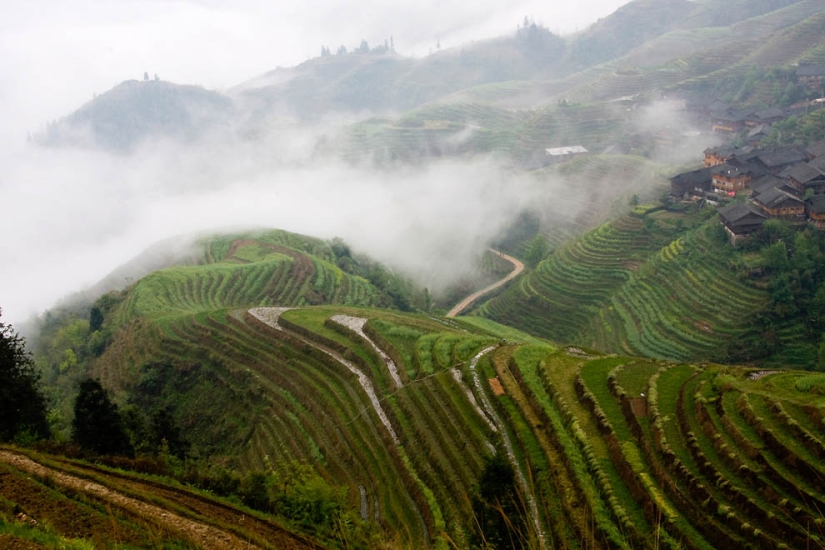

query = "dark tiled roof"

[
  {"left": 756, "top": 146, "right": 807, "bottom": 167},
  {"left": 714, "top": 108, "right": 755, "bottom": 122},
  {"left": 754, "top": 187, "right": 803, "bottom": 209},
  {"left": 797, "top": 65, "right": 825, "bottom": 78},
  {"left": 670, "top": 168, "right": 711, "bottom": 193},
  {"left": 747, "top": 124, "right": 770, "bottom": 139},
  {"left": 809, "top": 156, "right": 825, "bottom": 172},
  {"left": 806, "top": 139, "right": 825, "bottom": 159},
  {"left": 707, "top": 99, "right": 732, "bottom": 114},
  {"left": 752, "top": 108, "right": 785, "bottom": 120},
  {"left": 718, "top": 202, "right": 767, "bottom": 229},
  {"left": 787, "top": 163, "right": 824, "bottom": 184},
  {"left": 670, "top": 167, "right": 712, "bottom": 184},
  {"left": 750, "top": 174, "right": 784, "bottom": 196},
  {"left": 806, "top": 195, "right": 825, "bottom": 214},
  {"left": 712, "top": 161, "right": 764, "bottom": 178}
]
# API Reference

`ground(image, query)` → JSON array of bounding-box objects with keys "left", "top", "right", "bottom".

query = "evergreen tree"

[
  {"left": 72, "top": 378, "right": 133, "bottom": 456},
  {"left": 150, "top": 406, "right": 189, "bottom": 459},
  {"left": 89, "top": 305, "right": 104, "bottom": 332},
  {"left": 471, "top": 452, "right": 527, "bottom": 548},
  {"left": 0, "top": 309, "right": 49, "bottom": 442}
]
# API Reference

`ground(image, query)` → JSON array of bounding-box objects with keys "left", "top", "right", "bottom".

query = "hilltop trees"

[{"left": 0, "top": 308, "right": 50, "bottom": 442}]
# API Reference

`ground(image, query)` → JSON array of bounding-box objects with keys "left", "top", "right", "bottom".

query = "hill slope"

[
  {"left": 38, "top": 79, "right": 233, "bottom": 151},
  {"left": 478, "top": 202, "right": 825, "bottom": 369},
  {"left": 37, "top": 297, "right": 825, "bottom": 548}
]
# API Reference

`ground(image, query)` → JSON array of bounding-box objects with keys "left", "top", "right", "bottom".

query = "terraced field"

[
  {"left": 584, "top": 224, "right": 769, "bottom": 361},
  {"left": 113, "top": 230, "right": 386, "bottom": 324},
  {"left": 33, "top": 217, "right": 825, "bottom": 548},
  {"left": 477, "top": 209, "right": 672, "bottom": 344},
  {"left": 0, "top": 447, "right": 321, "bottom": 549},
  {"left": 85, "top": 302, "right": 825, "bottom": 549},
  {"left": 478, "top": 204, "right": 776, "bottom": 364}
]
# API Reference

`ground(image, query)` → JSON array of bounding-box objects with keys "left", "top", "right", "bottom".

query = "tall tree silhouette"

[
  {"left": 72, "top": 378, "right": 133, "bottom": 456},
  {"left": 0, "top": 308, "right": 49, "bottom": 442}
]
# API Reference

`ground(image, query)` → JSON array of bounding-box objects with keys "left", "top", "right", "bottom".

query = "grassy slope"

[
  {"left": 477, "top": 205, "right": 782, "bottom": 365},
  {"left": 32, "top": 218, "right": 825, "bottom": 548},
  {"left": 81, "top": 290, "right": 825, "bottom": 548}
]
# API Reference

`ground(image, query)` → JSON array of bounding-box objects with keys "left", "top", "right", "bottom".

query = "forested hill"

[
  {"left": 37, "top": 0, "right": 825, "bottom": 151},
  {"left": 37, "top": 79, "right": 233, "bottom": 151}
]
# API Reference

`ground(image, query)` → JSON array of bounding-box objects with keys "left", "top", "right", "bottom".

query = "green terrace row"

[
  {"left": 185, "top": 307, "right": 519, "bottom": 546},
  {"left": 583, "top": 229, "right": 767, "bottom": 361},
  {"left": 144, "top": 310, "right": 428, "bottom": 541},
  {"left": 585, "top": 361, "right": 803, "bottom": 548}
]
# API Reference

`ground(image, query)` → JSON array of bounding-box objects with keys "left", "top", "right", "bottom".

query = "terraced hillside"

[
  {"left": 345, "top": 101, "right": 631, "bottom": 163},
  {"left": 478, "top": 205, "right": 775, "bottom": 364},
  {"left": 25, "top": 216, "right": 825, "bottom": 548},
  {"left": 342, "top": 0, "right": 825, "bottom": 162},
  {"left": 69, "top": 300, "right": 825, "bottom": 548},
  {"left": 110, "top": 230, "right": 405, "bottom": 324}
]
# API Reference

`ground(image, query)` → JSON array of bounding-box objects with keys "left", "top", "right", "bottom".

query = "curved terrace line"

[
  {"left": 446, "top": 249, "right": 524, "bottom": 318},
  {"left": 467, "top": 346, "right": 546, "bottom": 548},
  {"left": 0, "top": 450, "right": 261, "bottom": 550}
]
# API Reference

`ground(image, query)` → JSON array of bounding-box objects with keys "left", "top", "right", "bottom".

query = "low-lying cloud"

[{"left": 0, "top": 121, "right": 573, "bottom": 323}]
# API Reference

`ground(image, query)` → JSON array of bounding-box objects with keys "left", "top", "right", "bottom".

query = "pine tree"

[{"left": 72, "top": 378, "right": 133, "bottom": 456}]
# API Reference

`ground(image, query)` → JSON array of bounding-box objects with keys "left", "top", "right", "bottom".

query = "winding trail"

[{"left": 446, "top": 249, "right": 524, "bottom": 318}]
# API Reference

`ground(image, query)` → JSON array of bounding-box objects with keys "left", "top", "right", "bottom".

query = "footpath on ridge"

[{"left": 446, "top": 249, "right": 524, "bottom": 318}]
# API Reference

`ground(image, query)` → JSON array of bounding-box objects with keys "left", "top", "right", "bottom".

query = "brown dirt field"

[
  {"left": 53, "top": 460, "right": 325, "bottom": 550},
  {"left": 489, "top": 377, "right": 505, "bottom": 396},
  {"left": 629, "top": 397, "right": 648, "bottom": 418},
  {"left": 0, "top": 465, "right": 147, "bottom": 546},
  {"left": 0, "top": 451, "right": 260, "bottom": 550}
]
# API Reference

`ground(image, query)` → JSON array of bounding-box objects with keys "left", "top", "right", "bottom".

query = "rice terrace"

[{"left": 4, "top": 0, "right": 825, "bottom": 548}]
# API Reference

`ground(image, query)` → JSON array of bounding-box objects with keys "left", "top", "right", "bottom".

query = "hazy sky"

[
  {"left": 0, "top": 0, "right": 634, "bottom": 325},
  {"left": 1, "top": 0, "right": 630, "bottom": 138}
]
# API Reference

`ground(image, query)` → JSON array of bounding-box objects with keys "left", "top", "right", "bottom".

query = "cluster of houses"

[{"left": 670, "top": 139, "right": 825, "bottom": 244}]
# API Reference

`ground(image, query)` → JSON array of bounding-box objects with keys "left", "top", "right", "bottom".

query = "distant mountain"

[
  {"left": 234, "top": 26, "right": 566, "bottom": 119},
  {"left": 37, "top": 79, "right": 233, "bottom": 151},
  {"left": 35, "top": 0, "right": 824, "bottom": 153}
]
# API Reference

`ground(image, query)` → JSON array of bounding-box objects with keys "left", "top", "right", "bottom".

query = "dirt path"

[
  {"left": 0, "top": 450, "right": 261, "bottom": 550},
  {"left": 446, "top": 249, "right": 524, "bottom": 318},
  {"left": 248, "top": 307, "right": 400, "bottom": 444},
  {"left": 330, "top": 314, "right": 404, "bottom": 388}
]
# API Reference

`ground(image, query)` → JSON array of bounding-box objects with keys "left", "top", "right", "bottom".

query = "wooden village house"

[
  {"left": 807, "top": 195, "right": 825, "bottom": 230},
  {"left": 718, "top": 202, "right": 767, "bottom": 245},
  {"left": 796, "top": 64, "right": 825, "bottom": 88},
  {"left": 752, "top": 187, "right": 805, "bottom": 219},
  {"left": 786, "top": 163, "right": 825, "bottom": 195},
  {"left": 673, "top": 137, "right": 825, "bottom": 243},
  {"left": 711, "top": 163, "right": 759, "bottom": 193}
]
